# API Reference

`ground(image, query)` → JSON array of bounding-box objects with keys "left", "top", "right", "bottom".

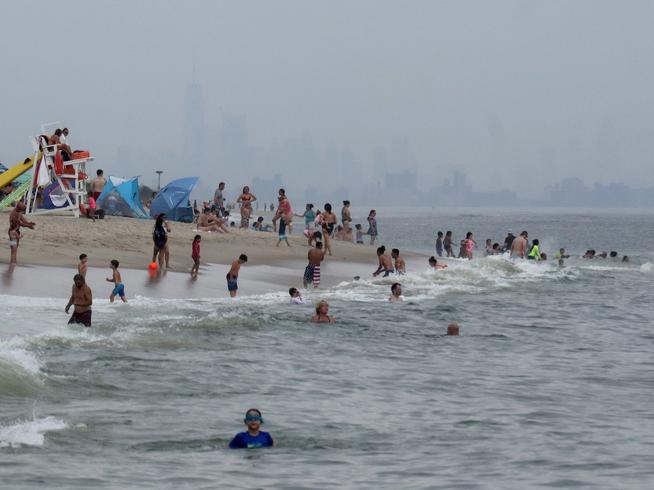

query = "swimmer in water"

[
  {"left": 311, "top": 300, "right": 335, "bottom": 323},
  {"left": 228, "top": 408, "right": 274, "bottom": 449},
  {"left": 428, "top": 256, "right": 448, "bottom": 270},
  {"left": 289, "top": 287, "right": 304, "bottom": 304},
  {"left": 447, "top": 323, "right": 460, "bottom": 336},
  {"left": 389, "top": 282, "right": 403, "bottom": 302}
]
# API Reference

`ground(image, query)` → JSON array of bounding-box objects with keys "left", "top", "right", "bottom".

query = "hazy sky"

[{"left": 2, "top": 0, "right": 653, "bottom": 197}]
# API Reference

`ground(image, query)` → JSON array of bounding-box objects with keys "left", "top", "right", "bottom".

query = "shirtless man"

[
  {"left": 304, "top": 242, "right": 325, "bottom": 288},
  {"left": 227, "top": 254, "right": 248, "bottom": 297},
  {"left": 389, "top": 283, "right": 403, "bottom": 302},
  {"left": 391, "top": 248, "right": 406, "bottom": 274},
  {"left": 9, "top": 202, "right": 35, "bottom": 246},
  {"left": 510, "top": 231, "right": 528, "bottom": 259},
  {"left": 65, "top": 274, "right": 93, "bottom": 327},
  {"left": 90, "top": 169, "right": 107, "bottom": 200},
  {"left": 373, "top": 246, "right": 394, "bottom": 277},
  {"left": 197, "top": 209, "right": 228, "bottom": 233}
]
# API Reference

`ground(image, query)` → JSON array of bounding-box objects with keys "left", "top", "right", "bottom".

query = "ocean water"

[{"left": 1, "top": 208, "right": 653, "bottom": 489}]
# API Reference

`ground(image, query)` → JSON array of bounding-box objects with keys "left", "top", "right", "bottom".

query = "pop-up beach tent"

[
  {"left": 97, "top": 176, "right": 148, "bottom": 218},
  {"left": 149, "top": 176, "right": 198, "bottom": 222}
]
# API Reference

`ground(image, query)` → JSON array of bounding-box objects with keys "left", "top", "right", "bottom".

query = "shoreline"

[{"left": 1, "top": 214, "right": 429, "bottom": 298}]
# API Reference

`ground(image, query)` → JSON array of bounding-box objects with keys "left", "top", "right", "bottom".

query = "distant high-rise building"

[{"left": 182, "top": 81, "right": 206, "bottom": 168}]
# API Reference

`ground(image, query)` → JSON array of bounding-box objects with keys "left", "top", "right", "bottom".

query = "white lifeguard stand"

[{"left": 25, "top": 121, "right": 94, "bottom": 217}]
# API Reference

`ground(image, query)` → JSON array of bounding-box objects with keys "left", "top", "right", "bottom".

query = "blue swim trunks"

[
  {"left": 112, "top": 283, "right": 125, "bottom": 297},
  {"left": 226, "top": 274, "right": 238, "bottom": 292}
]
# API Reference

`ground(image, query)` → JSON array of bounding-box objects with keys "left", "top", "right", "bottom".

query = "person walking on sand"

[
  {"left": 227, "top": 254, "right": 248, "bottom": 297},
  {"left": 273, "top": 189, "right": 293, "bottom": 234},
  {"left": 366, "top": 210, "right": 378, "bottom": 245},
  {"left": 321, "top": 222, "right": 333, "bottom": 257},
  {"left": 65, "top": 274, "right": 93, "bottom": 327},
  {"left": 276, "top": 216, "right": 291, "bottom": 247},
  {"left": 296, "top": 203, "right": 316, "bottom": 232},
  {"left": 341, "top": 200, "right": 352, "bottom": 226},
  {"left": 322, "top": 203, "right": 337, "bottom": 237},
  {"left": 191, "top": 235, "right": 201, "bottom": 277},
  {"left": 304, "top": 241, "right": 325, "bottom": 288},
  {"left": 90, "top": 169, "right": 107, "bottom": 200},
  {"left": 237, "top": 186, "right": 256, "bottom": 229},
  {"left": 213, "top": 182, "right": 226, "bottom": 214},
  {"left": 107, "top": 260, "right": 127, "bottom": 303},
  {"left": 152, "top": 213, "right": 171, "bottom": 268}
]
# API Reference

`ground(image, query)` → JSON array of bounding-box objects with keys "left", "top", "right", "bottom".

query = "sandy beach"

[{"left": 1, "top": 213, "right": 427, "bottom": 296}]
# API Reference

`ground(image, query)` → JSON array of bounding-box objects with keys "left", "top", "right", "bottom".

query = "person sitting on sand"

[
  {"left": 107, "top": 259, "right": 127, "bottom": 303},
  {"left": 391, "top": 248, "right": 406, "bottom": 274},
  {"left": 229, "top": 409, "right": 274, "bottom": 449},
  {"left": 366, "top": 209, "right": 378, "bottom": 246},
  {"left": 289, "top": 287, "right": 304, "bottom": 304},
  {"left": 312, "top": 300, "right": 335, "bottom": 323},
  {"left": 304, "top": 242, "right": 324, "bottom": 288},
  {"left": 428, "top": 256, "right": 448, "bottom": 270},
  {"left": 389, "top": 282, "right": 403, "bottom": 302},
  {"left": 78, "top": 254, "right": 88, "bottom": 278},
  {"left": 197, "top": 208, "right": 228, "bottom": 233},
  {"left": 227, "top": 254, "right": 248, "bottom": 297},
  {"left": 373, "top": 246, "right": 394, "bottom": 277},
  {"left": 65, "top": 274, "right": 93, "bottom": 327}
]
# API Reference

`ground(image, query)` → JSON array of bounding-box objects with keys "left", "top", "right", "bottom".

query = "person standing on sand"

[
  {"left": 152, "top": 213, "right": 171, "bottom": 268},
  {"left": 341, "top": 201, "right": 352, "bottom": 226},
  {"left": 366, "top": 210, "right": 378, "bottom": 246},
  {"left": 8, "top": 224, "right": 19, "bottom": 265},
  {"left": 9, "top": 202, "right": 35, "bottom": 247},
  {"left": 65, "top": 274, "right": 93, "bottom": 327},
  {"left": 213, "top": 182, "right": 226, "bottom": 215},
  {"left": 511, "top": 231, "right": 528, "bottom": 259},
  {"left": 321, "top": 222, "right": 333, "bottom": 257},
  {"left": 237, "top": 186, "right": 256, "bottom": 229},
  {"left": 304, "top": 241, "right": 324, "bottom": 288},
  {"left": 227, "top": 254, "right": 248, "bottom": 297},
  {"left": 296, "top": 203, "right": 316, "bottom": 232},
  {"left": 322, "top": 203, "right": 337, "bottom": 237},
  {"left": 273, "top": 189, "right": 293, "bottom": 234},
  {"left": 90, "top": 169, "right": 107, "bottom": 200}
]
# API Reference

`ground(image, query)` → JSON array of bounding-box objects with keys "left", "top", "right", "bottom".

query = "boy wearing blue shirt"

[{"left": 229, "top": 408, "right": 274, "bottom": 449}]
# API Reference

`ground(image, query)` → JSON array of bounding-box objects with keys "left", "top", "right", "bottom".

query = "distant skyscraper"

[{"left": 182, "top": 81, "right": 206, "bottom": 168}]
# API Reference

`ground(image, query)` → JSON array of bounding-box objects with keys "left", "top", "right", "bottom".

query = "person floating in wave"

[
  {"left": 389, "top": 282, "right": 403, "bottom": 302},
  {"left": 373, "top": 246, "right": 394, "bottom": 277},
  {"left": 107, "top": 260, "right": 127, "bottom": 303},
  {"left": 391, "top": 248, "right": 406, "bottom": 274},
  {"left": 228, "top": 409, "right": 274, "bottom": 449},
  {"left": 312, "top": 300, "right": 335, "bottom": 323},
  {"left": 428, "top": 256, "right": 448, "bottom": 270},
  {"left": 527, "top": 239, "right": 541, "bottom": 261},
  {"left": 227, "top": 254, "right": 248, "bottom": 297},
  {"left": 65, "top": 274, "right": 93, "bottom": 327},
  {"left": 289, "top": 287, "right": 304, "bottom": 304},
  {"left": 555, "top": 248, "right": 570, "bottom": 266}
]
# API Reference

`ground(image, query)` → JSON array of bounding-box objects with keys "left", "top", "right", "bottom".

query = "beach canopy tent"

[
  {"left": 97, "top": 176, "right": 148, "bottom": 218},
  {"left": 149, "top": 176, "right": 198, "bottom": 222}
]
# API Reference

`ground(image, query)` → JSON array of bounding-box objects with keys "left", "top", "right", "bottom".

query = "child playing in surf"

[
  {"left": 228, "top": 409, "right": 274, "bottom": 449},
  {"left": 106, "top": 260, "right": 127, "bottom": 303},
  {"left": 227, "top": 254, "right": 248, "bottom": 297},
  {"left": 191, "top": 235, "right": 201, "bottom": 277}
]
